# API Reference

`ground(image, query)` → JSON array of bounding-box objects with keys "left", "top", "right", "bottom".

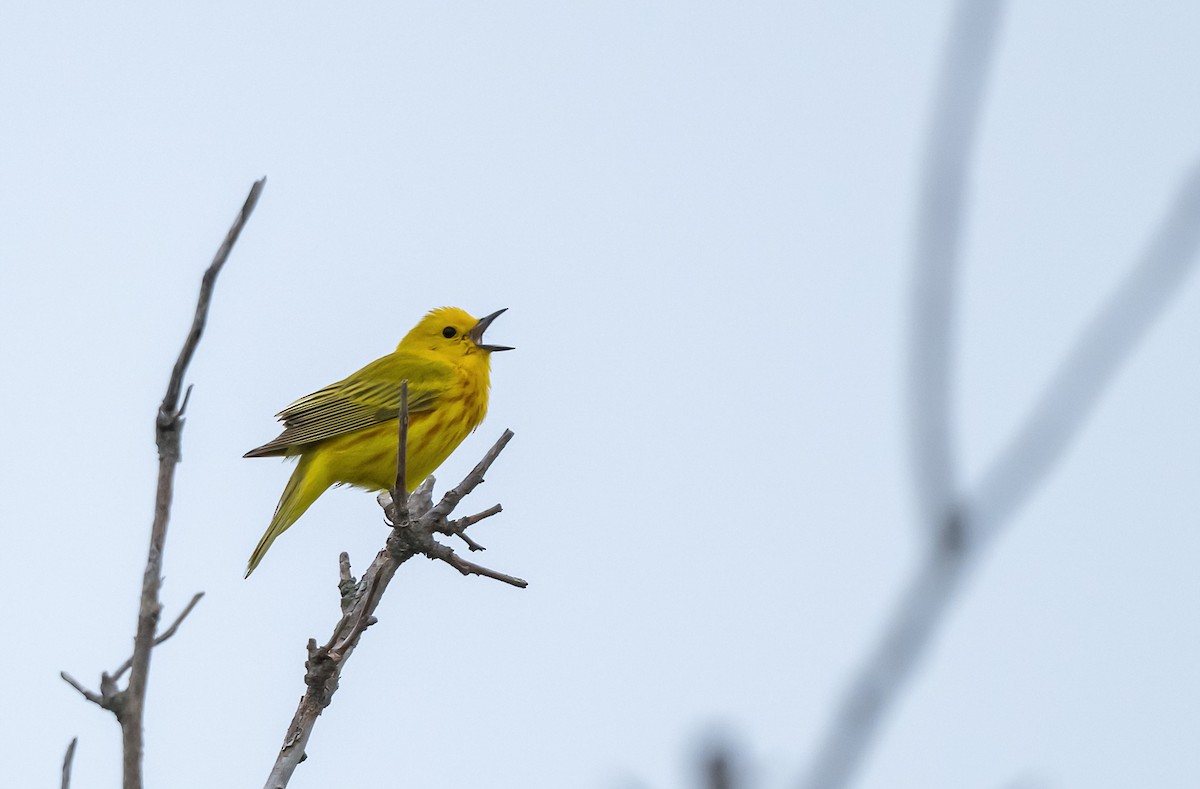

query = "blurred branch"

[
  {"left": 801, "top": 1, "right": 1200, "bottom": 786},
  {"left": 799, "top": 517, "right": 971, "bottom": 789},
  {"left": 801, "top": 2, "right": 1006, "bottom": 783},
  {"left": 263, "top": 424, "right": 522, "bottom": 789},
  {"left": 703, "top": 745, "right": 737, "bottom": 789},
  {"left": 60, "top": 178, "right": 264, "bottom": 789},
  {"left": 61, "top": 737, "right": 77, "bottom": 789},
  {"left": 970, "top": 161, "right": 1200, "bottom": 539},
  {"left": 907, "top": 0, "right": 1005, "bottom": 532}
]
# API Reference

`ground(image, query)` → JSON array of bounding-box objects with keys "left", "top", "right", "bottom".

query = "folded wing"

[{"left": 244, "top": 353, "right": 453, "bottom": 458}]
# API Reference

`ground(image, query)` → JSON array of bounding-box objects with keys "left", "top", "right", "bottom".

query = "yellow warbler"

[{"left": 243, "top": 307, "right": 512, "bottom": 577}]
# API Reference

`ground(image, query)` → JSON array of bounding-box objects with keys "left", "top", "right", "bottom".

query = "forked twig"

[
  {"left": 110, "top": 592, "right": 205, "bottom": 681},
  {"left": 440, "top": 503, "right": 502, "bottom": 551},
  {"left": 801, "top": 3, "right": 1200, "bottom": 787}
]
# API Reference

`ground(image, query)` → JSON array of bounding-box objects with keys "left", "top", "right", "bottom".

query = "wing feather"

[{"left": 244, "top": 353, "right": 454, "bottom": 457}]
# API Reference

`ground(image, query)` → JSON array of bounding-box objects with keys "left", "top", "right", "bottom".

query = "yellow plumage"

[{"left": 243, "top": 306, "right": 512, "bottom": 577}]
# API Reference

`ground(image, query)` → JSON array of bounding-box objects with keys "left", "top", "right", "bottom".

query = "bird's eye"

[{"left": 442, "top": 326, "right": 457, "bottom": 339}]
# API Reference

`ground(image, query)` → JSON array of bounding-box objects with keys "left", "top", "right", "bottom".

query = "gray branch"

[
  {"left": 107, "top": 592, "right": 206, "bottom": 682},
  {"left": 61, "top": 737, "right": 78, "bottom": 789},
  {"left": 264, "top": 423, "right": 522, "bottom": 789},
  {"left": 60, "top": 178, "right": 264, "bottom": 789},
  {"left": 800, "top": 1, "right": 1200, "bottom": 787},
  {"left": 907, "top": 0, "right": 1005, "bottom": 533},
  {"left": 970, "top": 160, "right": 1200, "bottom": 540},
  {"left": 801, "top": 1, "right": 1007, "bottom": 778}
]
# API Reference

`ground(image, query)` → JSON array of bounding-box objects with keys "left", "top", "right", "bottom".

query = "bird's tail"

[{"left": 245, "top": 455, "right": 330, "bottom": 578}]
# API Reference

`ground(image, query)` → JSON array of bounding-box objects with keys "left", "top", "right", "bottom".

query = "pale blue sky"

[{"left": 3, "top": 3, "right": 1199, "bottom": 788}]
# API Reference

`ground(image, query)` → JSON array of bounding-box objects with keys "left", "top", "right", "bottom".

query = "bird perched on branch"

[{"left": 243, "top": 307, "right": 512, "bottom": 577}]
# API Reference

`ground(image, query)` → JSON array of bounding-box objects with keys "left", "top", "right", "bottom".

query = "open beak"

[{"left": 469, "top": 308, "right": 514, "bottom": 352}]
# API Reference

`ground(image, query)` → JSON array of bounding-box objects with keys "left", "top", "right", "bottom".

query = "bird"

[{"left": 243, "top": 306, "right": 512, "bottom": 577}]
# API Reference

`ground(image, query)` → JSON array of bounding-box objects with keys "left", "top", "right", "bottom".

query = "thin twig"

[
  {"left": 799, "top": 525, "right": 971, "bottom": 789},
  {"left": 60, "top": 178, "right": 264, "bottom": 789},
  {"left": 439, "top": 503, "right": 503, "bottom": 551},
  {"left": 60, "top": 673, "right": 107, "bottom": 709},
  {"left": 264, "top": 429, "right": 521, "bottom": 789},
  {"left": 162, "top": 181, "right": 265, "bottom": 410},
  {"left": 153, "top": 591, "right": 205, "bottom": 647},
  {"left": 62, "top": 737, "right": 78, "bottom": 789},
  {"left": 392, "top": 380, "right": 410, "bottom": 525},
  {"left": 124, "top": 178, "right": 264, "bottom": 789},
  {"left": 802, "top": 3, "right": 1004, "bottom": 787},
  {"left": 452, "top": 503, "right": 503, "bottom": 528},
  {"left": 969, "top": 159, "right": 1200, "bottom": 540},
  {"left": 427, "top": 429, "right": 515, "bottom": 523},
  {"left": 906, "top": 0, "right": 1005, "bottom": 532},
  {"left": 453, "top": 529, "right": 486, "bottom": 552},
  {"left": 111, "top": 592, "right": 205, "bottom": 681},
  {"left": 432, "top": 545, "right": 527, "bottom": 588}
]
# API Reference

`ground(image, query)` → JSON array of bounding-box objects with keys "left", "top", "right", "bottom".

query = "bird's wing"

[{"left": 244, "top": 353, "right": 454, "bottom": 456}]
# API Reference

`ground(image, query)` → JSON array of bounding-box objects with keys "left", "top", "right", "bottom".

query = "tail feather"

[{"left": 245, "top": 456, "right": 330, "bottom": 577}]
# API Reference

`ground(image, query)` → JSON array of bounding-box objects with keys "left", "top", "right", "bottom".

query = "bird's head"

[{"left": 399, "top": 307, "right": 514, "bottom": 358}]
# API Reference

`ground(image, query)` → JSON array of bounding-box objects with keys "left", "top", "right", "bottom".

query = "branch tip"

[{"left": 61, "top": 737, "right": 78, "bottom": 789}]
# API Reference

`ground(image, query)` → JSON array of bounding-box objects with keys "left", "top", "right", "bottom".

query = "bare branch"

[
  {"left": 61, "top": 178, "right": 264, "bottom": 789},
  {"left": 438, "top": 503, "right": 503, "bottom": 551},
  {"left": 429, "top": 545, "right": 527, "bottom": 588},
  {"left": 61, "top": 738, "right": 78, "bottom": 789},
  {"left": 452, "top": 528, "right": 487, "bottom": 552},
  {"left": 799, "top": 526, "right": 970, "bottom": 789},
  {"left": 453, "top": 503, "right": 503, "bottom": 528},
  {"left": 122, "top": 178, "right": 264, "bottom": 789},
  {"left": 802, "top": 3, "right": 1005, "bottom": 787},
  {"left": 162, "top": 179, "right": 265, "bottom": 413},
  {"left": 703, "top": 746, "right": 735, "bottom": 789},
  {"left": 153, "top": 592, "right": 205, "bottom": 647},
  {"left": 803, "top": 3, "right": 1200, "bottom": 788},
  {"left": 427, "top": 429, "right": 515, "bottom": 523},
  {"left": 907, "top": 0, "right": 1005, "bottom": 532},
  {"left": 392, "top": 380, "right": 410, "bottom": 525},
  {"left": 970, "top": 159, "right": 1200, "bottom": 540},
  {"left": 264, "top": 429, "right": 521, "bottom": 788},
  {"left": 60, "top": 672, "right": 108, "bottom": 710},
  {"left": 110, "top": 592, "right": 205, "bottom": 682}
]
